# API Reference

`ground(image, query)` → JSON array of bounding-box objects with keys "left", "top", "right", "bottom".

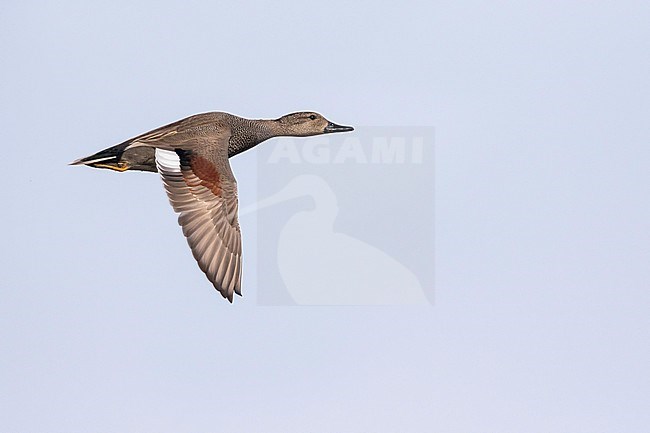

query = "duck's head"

[{"left": 276, "top": 112, "right": 354, "bottom": 137}]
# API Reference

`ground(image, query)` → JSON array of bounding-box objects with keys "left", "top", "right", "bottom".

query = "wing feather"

[{"left": 155, "top": 145, "right": 243, "bottom": 302}]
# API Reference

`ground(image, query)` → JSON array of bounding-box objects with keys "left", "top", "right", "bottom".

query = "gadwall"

[{"left": 71, "top": 111, "right": 354, "bottom": 302}]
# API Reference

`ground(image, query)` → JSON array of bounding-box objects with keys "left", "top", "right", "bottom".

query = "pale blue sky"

[{"left": 1, "top": 1, "right": 649, "bottom": 432}]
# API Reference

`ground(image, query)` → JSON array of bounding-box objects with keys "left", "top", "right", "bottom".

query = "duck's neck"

[{"left": 228, "top": 118, "right": 289, "bottom": 157}]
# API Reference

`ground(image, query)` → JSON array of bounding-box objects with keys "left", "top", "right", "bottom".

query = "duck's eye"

[{"left": 309, "top": 115, "right": 317, "bottom": 120}]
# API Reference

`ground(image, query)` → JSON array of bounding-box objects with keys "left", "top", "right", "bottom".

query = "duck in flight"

[{"left": 71, "top": 111, "right": 354, "bottom": 302}]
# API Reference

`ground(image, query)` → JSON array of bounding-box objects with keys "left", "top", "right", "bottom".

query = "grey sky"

[{"left": 1, "top": 1, "right": 649, "bottom": 432}]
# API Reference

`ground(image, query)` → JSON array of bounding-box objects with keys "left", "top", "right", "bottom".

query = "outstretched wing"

[{"left": 155, "top": 141, "right": 242, "bottom": 302}]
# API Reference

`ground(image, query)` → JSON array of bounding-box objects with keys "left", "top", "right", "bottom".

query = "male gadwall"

[{"left": 72, "top": 111, "right": 354, "bottom": 302}]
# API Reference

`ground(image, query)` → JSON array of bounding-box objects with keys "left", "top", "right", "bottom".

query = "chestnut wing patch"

[{"left": 178, "top": 150, "right": 222, "bottom": 196}]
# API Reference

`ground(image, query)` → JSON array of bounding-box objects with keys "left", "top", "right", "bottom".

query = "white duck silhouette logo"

[{"left": 242, "top": 174, "right": 428, "bottom": 305}]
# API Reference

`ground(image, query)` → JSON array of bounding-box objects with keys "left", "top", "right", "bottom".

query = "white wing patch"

[{"left": 155, "top": 148, "right": 181, "bottom": 174}]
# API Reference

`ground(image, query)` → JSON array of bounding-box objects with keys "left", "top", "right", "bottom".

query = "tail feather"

[
  {"left": 69, "top": 140, "right": 140, "bottom": 172},
  {"left": 70, "top": 141, "right": 128, "bottom": 166},
  {"left": 71, "top": 136, "right": 159, "bottom": 173}
]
